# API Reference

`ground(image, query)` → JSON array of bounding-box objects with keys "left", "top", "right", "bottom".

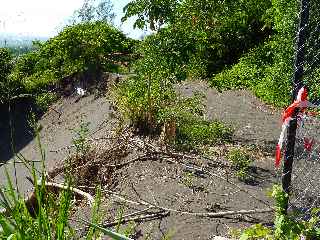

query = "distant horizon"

[{"left": 0, "top": 0, "right": 146, "bottom": 39}]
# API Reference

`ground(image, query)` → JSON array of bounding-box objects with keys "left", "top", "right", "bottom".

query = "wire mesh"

[
  {"left": 289, "top": 112, "right": 320, "bottom": 219},
  {"left": 285, "top": 0, "right": 320, "bottom": 219}
]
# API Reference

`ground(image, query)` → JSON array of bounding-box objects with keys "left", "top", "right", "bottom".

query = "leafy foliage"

[
  {"left": 0, "top": 21, "right": 135, "bottom": 113},
  {"left": 70, "top": 0, "right": 115, "bottom": 24},
  {"left": 227, "top": 148, "right": 253, "bottom": 181},
  {"left": 113, "top": 74, "right": 232, "bottom": 149},
  {"left": 0, "top": 48, "right": 21, "bottom": 104},
  {"left": 124, "top": 0, "right": 272, "bottom": 80},
  {"left": 0, "top": 48, "right": 13, "bottom": 83},
  {"left": 239, "top": 185, "right": 320, "bottom": 239},
  {"left": 137, "top": 27, "right": 208, "bottom": 81},
  {"left": 112, "top": 73, "right": 176, "bottom": 133},
  {"left": 122, "top": 0, "right": 179, "bottom": 30},
  {"left": 35, "top": 92, "right": 58, "bottom": 112},
  {"left": 12, "top": 21, "right": 134, "bottom": 94},
  {"left": 122, "top": 0, "right": 302, "bottom": 107},
  {"left": 72, "top": 121, "right": 90, "bottom": 156},
  {"left": 210, "top": 0, "right": 299, "bottom": 106}
]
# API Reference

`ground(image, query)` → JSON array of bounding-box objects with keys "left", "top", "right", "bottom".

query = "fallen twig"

[
  {"left": 0, "top": 160, "right": 41, "bottom": 167},
  {"left": 0, "top": 181, "right": 95, "bottom": 217},
  {"left": 103, "top": 189, "right": 273, "bottom": 218},
  {"left": 40, "top": 181, "right": 94, "bottom": 206},
  {"left": 2, "top": 180, "right": 94, "bottom": 217},
  {"left": 161, "top": 156, "right": 272, "bottom": 208},
  {"left": 103, "top": 211, "right": 170, "bottom": 227}
]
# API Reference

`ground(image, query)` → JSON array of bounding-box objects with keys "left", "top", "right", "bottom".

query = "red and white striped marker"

[{"left": 275, "top": 87, "right": 318, "bottom": 168}]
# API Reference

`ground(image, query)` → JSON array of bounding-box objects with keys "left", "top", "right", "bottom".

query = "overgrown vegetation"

[
  {"left": 0, "top": 48, "right": 14, "bottom": 104},
  {"left": 0, "top": 124, "right": 131, "bottom": 240},
  {"left": 227, "top": 148, "right": 253, "bottom": 182},
  {"left": 237, "top": 185, "right": 320, "bottom": 239},
  {"left": 72, "top": 120, "right": 91, "bottom": 156},
  {"left": 0, "top": 21, "right": 135, "bottom": 111},
  {"left": 1, "top": 0, "right": 317, "bottom": 238},
  {"left": 120, "top": 0, "right": 305, "bottom": 107}
]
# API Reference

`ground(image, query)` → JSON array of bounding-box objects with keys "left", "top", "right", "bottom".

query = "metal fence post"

[{"left": 282, "top": 0, "right": 310, "bottom": 213}]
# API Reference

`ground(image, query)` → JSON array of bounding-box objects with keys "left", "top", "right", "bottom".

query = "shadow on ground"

[{"left": 0, "top": 101, "right": 38, "bottom": 163}]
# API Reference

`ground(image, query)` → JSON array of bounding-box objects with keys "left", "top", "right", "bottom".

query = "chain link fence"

[{"left": 284, "top": 0, "right": 320, "bottom": 220}]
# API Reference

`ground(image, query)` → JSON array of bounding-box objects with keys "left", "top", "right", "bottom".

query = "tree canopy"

[
  {"left": 70, "top": 0, "right": 115, "bottom": 24},
  {"left": 122, "top": 0, "right": 300, "bottom": 106}
]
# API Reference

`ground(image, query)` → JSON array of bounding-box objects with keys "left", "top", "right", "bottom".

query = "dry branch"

[
  {"left": 103, "top": 189, "right": 274, "bottom": 218},
  {"left": 120, "top": 207, "right": 153, "bottom": 219},
  {"left": 103, "top": 211, "right": 170, "bottom": 227},
  {"left": 0, "top": 181, "right": 94, "bottom": 218},
  {"left": 40, "top": 181, "right": 94, "bottom": 206}
]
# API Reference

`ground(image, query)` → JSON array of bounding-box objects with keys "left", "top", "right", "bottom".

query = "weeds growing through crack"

[
  {"left": 72, "top": 120, "right": 90, "bottom": 156},
  {"left": 227, "top": 148, "right": 253, "bottom": 182},
  {"left": 181, "top": 171, "right": 195, "bottom": 189}
]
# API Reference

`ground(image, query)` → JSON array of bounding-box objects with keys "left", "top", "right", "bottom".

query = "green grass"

[
  {"left": 175, "top": 118, "right": 233, "bottom": 151},
  {"left": 0, "top": 121, "right": 132, "bottom": 240},
  {"left": 227, "top": 148, "right": 253, "bottom": 181}
]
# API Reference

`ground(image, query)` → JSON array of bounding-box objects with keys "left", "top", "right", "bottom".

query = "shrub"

[
  {"left": 175, "top": 117, "right": 233, "bottom": 150},
  {"left": 0, "top": 48, "right": 17, "bottom": 103},
  {"left": 238, "top": 185, "right": 320, "bottom": 240},
  {"left": 112, "top": 74, "right": 176, "bottom": 134},
  {"left": 227, "top": 148, "right": 253, "bottom": 181},
  {"left": 35, "top": 92, "right": 58, "bottom": 112},
  {"left": 1, "top": 21, "right": 136, "bottom": 112},
  {"left": 113, "top": 75, "right": 233, "bottom": 149},
  {"left": 11, "top": 21, "right": 135, "bottom": 95},
  {"left": 210, "top": 0, "right": 299, "bottom": 107},
  {"left": 72, "top": 121, "right": 91, "bottom": 156}
]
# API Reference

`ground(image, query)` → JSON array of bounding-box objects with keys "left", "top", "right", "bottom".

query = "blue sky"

[{"left": 0, "top": 0, "right": 145, "bottom": 38}]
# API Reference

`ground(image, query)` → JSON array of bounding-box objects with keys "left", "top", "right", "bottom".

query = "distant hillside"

[{"left": 0, "top": 33, "right": 47, "bottom": 55}]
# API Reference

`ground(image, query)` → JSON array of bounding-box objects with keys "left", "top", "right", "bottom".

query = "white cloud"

[
  {"left": 0, "top": 0, "right": 145, "bottom": 38},
  {"left": 0, "top": 0, "right": 83, "bottom": 36}
]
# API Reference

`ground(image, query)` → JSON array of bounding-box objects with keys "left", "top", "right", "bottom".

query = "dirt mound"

[
  {"left": 0, "top": 74, "right": 120, "bottom": 195},
  {"left": 0, "top": 79, "right": 283, "bottom": 239},
  {"left": 176, "top": 80, "right": 281, "bottom": 144}
]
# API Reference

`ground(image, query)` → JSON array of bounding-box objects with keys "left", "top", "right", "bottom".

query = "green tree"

[
  {"left": 122, "top": 0, "right": 302, "bottom": 106},
  {"left": 210, "top": 0, "right": 299, "bottom": 106},
  {"left": 122, "top": 0, "right": 179, "bottom": 30},
  {"left": 0, "top": 48, "right": 15, "bottom": 103},
  {"left": 12, "top": 22, "right": 134, "bottom": 94},
  {"left": 71, "top": 0, "right": 115, "bottom": 24}
]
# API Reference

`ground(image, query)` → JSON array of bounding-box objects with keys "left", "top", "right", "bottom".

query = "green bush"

[
  {"left": 238, "top": 185, "right": 320, "bottom": 240},
  {"left": 113, "top": 74, "right": 232, "bottom": 149},
  {"left": 210, "top": 0, "right": 299, "bottom": 107},
  {"left": 72, "top": 121, "right": 91, "bottom": 156},
  {"left": 35, "top": 92, "right": 58, "bottom": 112},
  {"left": 227, "top": 148, "right": 253, "bottom": 181},
  {"left": 11, "top": 21, "right": 135, "bottom": 95},
  {"left": 0, "top": 48, "right": 16, "bottom": 103},
  {"left": 0, "top": 21, "right": 136, "bottom": 111},
  {"left": 112, "top": 73, "right": 176, "bottom": 133}
]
